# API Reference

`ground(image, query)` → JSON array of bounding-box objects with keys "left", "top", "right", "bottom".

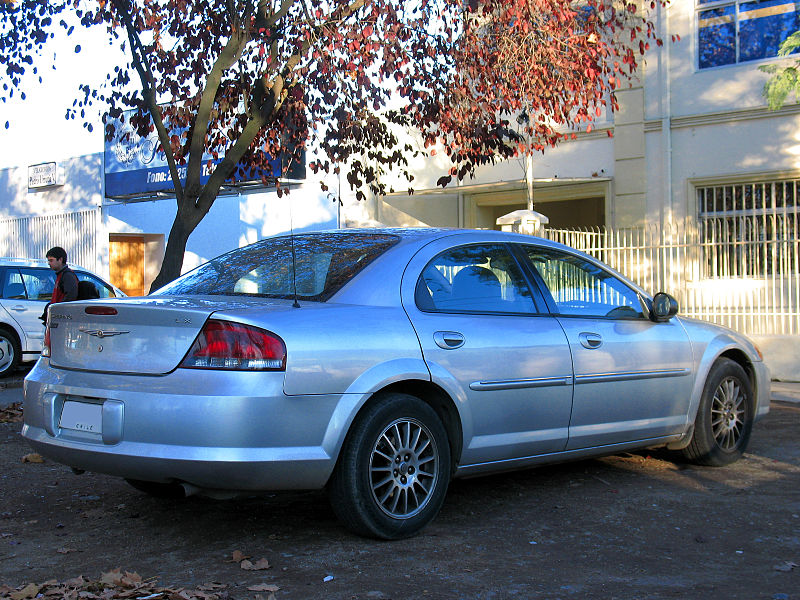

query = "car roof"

[
  {"left": 0, "top": 257, "right": 91, "bottom": 271},
  {"left": 302, "top": 227, "right": 567, "bottom": 248},
  {"left": 324, "top": 227, "right": 652, "bottom": 304},
  {"left": 0, "top": 257, "right": 51, "bottom": 268},
  {"left": 313, "top": 227, "right": 577, "bottom": 254}
]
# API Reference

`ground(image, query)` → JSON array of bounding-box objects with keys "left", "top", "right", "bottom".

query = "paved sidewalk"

[{"left": 770, "top": 380, "right": 800, "bottom": 404}]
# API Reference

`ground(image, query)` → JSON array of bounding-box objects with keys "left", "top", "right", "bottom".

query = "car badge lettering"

[{"left": 79, "top": 329, "right": 130, "bottom": 339}]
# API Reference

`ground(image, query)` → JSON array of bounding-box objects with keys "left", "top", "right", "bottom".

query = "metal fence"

[
  {"left": 543, "top": 220, "right": 800, "bottom": 336},
  {"left": 0, "top": 209, "right": 100, "bottom": 272}
]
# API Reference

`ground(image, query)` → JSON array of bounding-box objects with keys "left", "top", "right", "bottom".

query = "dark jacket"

[{"left": 40, "top": 266, "right": 79, "bottom": 322}]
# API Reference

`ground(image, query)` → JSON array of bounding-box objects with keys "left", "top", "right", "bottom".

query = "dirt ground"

[{"left": 1, "top": 391, "right": 798, "bottom": 599}]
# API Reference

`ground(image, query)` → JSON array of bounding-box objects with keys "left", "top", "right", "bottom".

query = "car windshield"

[{"left": 153, "top": 232, "right": 400, "bottom": 301}]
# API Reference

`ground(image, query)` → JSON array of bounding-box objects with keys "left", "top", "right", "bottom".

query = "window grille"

[{"left": 697, "top": 179, "right": 800, "bottom": 278}]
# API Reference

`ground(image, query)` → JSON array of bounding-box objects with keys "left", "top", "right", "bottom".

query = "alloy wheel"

[
  {"left": 711, "top": 376, "right": 746, "bottom": 451},
  {"left": 0, "top": 337, "right": 13, "bottom": 372},
  {"left": 369, "top": 418, "right": 439, "bottom": 519}
]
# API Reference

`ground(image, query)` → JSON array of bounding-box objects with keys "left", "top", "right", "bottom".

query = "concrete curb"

[{"left": 770, "top": 382, "right": 800, "bottom": 404}]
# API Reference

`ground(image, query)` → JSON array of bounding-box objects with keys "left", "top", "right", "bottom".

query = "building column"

[{"left": 613, "top": 87, "right": 647, "bottom": 227}]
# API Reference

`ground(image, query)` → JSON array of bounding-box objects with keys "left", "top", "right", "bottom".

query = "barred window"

[
  {"left": 697, "top": 179, "right": 800, "bottom": 277},
  {"left": 697, "top": 0, "right": 800, "bottom": 69}
]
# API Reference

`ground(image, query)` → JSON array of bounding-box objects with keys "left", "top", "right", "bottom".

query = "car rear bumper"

[{"left": 22, "top": 359, "right": 342, "bottom": 491}]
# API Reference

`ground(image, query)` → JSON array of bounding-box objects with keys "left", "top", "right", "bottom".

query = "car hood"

[{"left": 46, "top": 296, "right": 298, "bottom": 375}]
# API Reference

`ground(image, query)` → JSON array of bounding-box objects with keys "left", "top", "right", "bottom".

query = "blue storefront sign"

[{"left": 104, "top": 110, "right": 284, "bottom": 198}]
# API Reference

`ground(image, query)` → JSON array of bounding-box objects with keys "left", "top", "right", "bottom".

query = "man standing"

[{"left": 40, "top": 246, "right": 79, "bottom": 322}]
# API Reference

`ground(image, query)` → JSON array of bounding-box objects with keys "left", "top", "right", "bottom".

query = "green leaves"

[
  {"left": 761, "top": 64, "right": 800, "bottom": 112},
  {"left": 760, "top": 30, "right": 800, "bottom": 111},
  {"left": 778, "top": 31, "right": 800, "bottom": 57}
]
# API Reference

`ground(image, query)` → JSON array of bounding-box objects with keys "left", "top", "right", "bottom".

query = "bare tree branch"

[
  {"left": 111, "top": 0, "right": 186, "bottom": 203},
  {"left": 186, "top": 1, "right": 255, "bottom": 194}
]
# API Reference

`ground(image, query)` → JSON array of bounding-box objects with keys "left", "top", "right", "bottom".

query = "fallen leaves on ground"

[
  {"left": 240, "top": 558, "right": 271, "bottom": 571},
  {"left": 0, "top": 402, "right": 22, "bottom": 423},
  {"left": 21, "top": 453, "right": 44, "bottom": 464},
  {"left": 229, "top": 550, "right": 271, "bottom": 571},
  {"left": 229, "top": 550, "right": 251, "bottom": 563},
  {"left": 246, "top": 583, "right": 279, "bottom": 592},
  {"left": 0, "top": 570, "right": 237, "bottom": 600}
]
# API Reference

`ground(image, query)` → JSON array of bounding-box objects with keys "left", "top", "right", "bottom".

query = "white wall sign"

[{"left": 28, "top": 162, "right": 59, "bottom": 189}]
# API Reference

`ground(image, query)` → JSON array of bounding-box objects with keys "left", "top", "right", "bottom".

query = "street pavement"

[
  {"left": 2, "top": 368, "right": 799, "bottom": 408},
  {"left": 0, "top": 382, "right": 24, "bottom": 408}
]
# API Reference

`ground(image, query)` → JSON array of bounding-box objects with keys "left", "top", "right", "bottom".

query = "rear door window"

[
  {"left": 18, "top": 268, "right": 55, "bottom": 301},
  {"left": 416, "top": 244, "right": 538, "bottom": 314}
]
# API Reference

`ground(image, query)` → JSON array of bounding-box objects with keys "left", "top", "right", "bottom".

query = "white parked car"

[{"left": 0, "top": 257, "right": 125, "bottom": 376}]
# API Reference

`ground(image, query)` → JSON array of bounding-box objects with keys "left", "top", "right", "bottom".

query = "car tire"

[
  {"left": 682, "top": 358, "right": 754, "bottom": 467},
  {"left": 328, "top": 392, "right": 451, "bottom": 540},
  {"left": 0, "top": 327, "right": 21, "bottom": 378},
  {"left": 125, "top": 478, "right": 186, "bottom": 499}
]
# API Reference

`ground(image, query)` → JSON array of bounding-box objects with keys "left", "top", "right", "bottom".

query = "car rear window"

[{"left": 153, "top": 232, "right": 400, "bottom": 301}]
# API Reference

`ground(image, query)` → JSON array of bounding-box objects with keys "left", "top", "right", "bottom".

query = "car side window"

[
  {"left": 1, "top": 269, "right": 27, "bottom": 299},
  {"left": 76, "top": 273, "right": 117, "bottom": 299},
  {"left": 416, "top": 244, "right": 537, "bottom": 314},
  {"left": 521, "top": 246, "right": 645, "bottom": 319},
  {"left": 17, "top": 268, "right": 55, "bottom": 302}
]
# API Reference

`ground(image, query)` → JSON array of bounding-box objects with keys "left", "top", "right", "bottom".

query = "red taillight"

[{"left": 179, "top": 320, "right": 286, "bottom": 371}]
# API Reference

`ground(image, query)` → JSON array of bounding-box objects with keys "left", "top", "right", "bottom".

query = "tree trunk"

[
  {"left": 526, "top": 151, "right": 534, "bottom": 211},
  {"left": 148, "top": 209, "right": 196, "bottom": 293}
]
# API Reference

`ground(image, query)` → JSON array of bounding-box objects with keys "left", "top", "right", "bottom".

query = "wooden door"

[{"left": 110, "top": 236, "right": 145, "bottom": 297}]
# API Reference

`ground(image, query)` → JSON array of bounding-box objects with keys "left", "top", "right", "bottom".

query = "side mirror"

[{"left": 650, "top": 292, "right": 679, "bottom": 322}]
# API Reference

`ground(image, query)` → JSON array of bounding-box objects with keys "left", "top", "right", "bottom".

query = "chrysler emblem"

[{"left": 79, "top": 329, "right": 130, "bottom": 339}]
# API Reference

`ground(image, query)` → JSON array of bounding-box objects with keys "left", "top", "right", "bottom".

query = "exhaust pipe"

[
  {"left": 180, "top": 482, "right": 201, "bottom": 497},
  {"left": 180, "top": 482, "right": 239, "bottom": 500}
]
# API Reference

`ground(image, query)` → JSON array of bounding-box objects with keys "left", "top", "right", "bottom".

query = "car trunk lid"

[{"left": 46, "top": 296, "right": 293, "bottom": 375}]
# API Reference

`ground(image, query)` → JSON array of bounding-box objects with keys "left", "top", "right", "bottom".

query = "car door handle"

[
  {"left": 434, "top": 331, "right": 465, "bottom": 349},
  {"left": 11, "top": 305, "right": 27, "bottom": 311},
  {"left": 579, "top": 332, "right": 603, "bottom": 349}
]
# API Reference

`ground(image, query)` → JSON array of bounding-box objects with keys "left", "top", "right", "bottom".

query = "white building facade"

[{"left": 343, "top": 1, "right": 800, "bottom": 231}]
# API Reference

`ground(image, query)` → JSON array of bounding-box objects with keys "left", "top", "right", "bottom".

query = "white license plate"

[{"left": 59, "top": 401, "right": 102, "bottom": 434}]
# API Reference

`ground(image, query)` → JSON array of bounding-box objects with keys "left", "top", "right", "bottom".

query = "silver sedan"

[{"left": 22, "top": 228, "right": 770, "bottom": 539}]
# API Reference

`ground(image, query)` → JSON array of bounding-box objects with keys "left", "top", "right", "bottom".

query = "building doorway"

[
  {"left": 467, "top": 181, "right": 609, "bottom": 230},
  {"left": 109, "top": 234, "right": 164, "bottom": 296}
]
